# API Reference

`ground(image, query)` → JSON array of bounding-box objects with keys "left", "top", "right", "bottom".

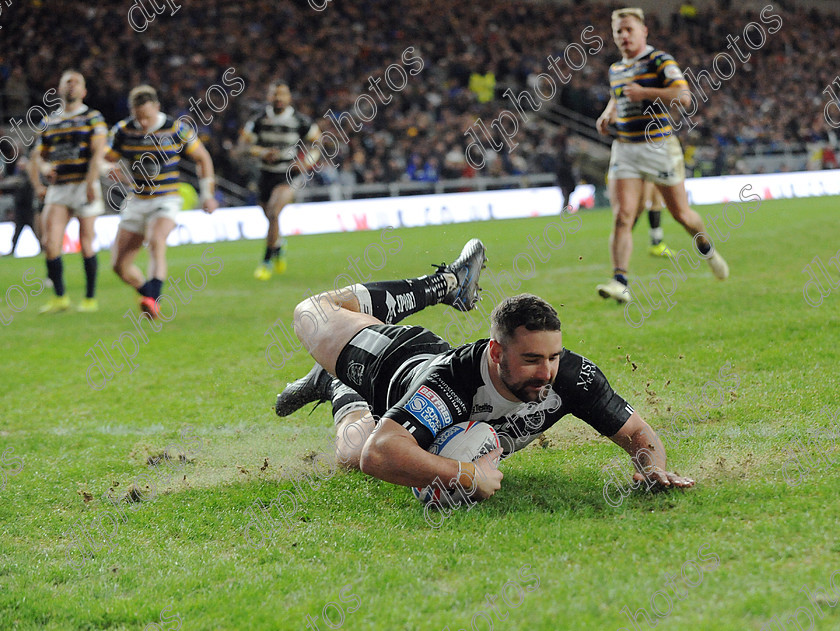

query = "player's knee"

[
  {"left": 292, "top": 300, "right": 321, "bottom": 342},
  {"left": 358, "top": 432, "right": 386, "bottom": 477},
  {"left": 614, "top": 212, "right": 634, "bottom": 230},
  {"left": 334, "top": 442, "right": 360, "bottom": 470},
  {"left": 266, "top": 201, "right": 283, "bottom": 218},
  {"left": 277, "top": 189, "right": 294, "bottom": 207},
  {"left": 668, "top": 205, "right": 693, "bottom": 225},
  {"left": 147, "top": 237, "right": 166, "bottom": 257}
]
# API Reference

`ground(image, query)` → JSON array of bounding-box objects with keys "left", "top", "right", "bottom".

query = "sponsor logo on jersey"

[
  {"left": 406, "top": 385, "right": 452, "bottom": 434},
  {"left": 577, "top": 358, "right": 596, "bottom": 392},
  {"left": 664, "top": 65, "right": 683, "bottom": 80},
  {"left": 347, "top": 361, "right": 365, "bottom": 386},
  {"left": 395, "top": 292, "right": 416, "bottom": 314},
  {"left": 428, "top": 373, "right": 468, "bottom": 415},
  {"left": 384, "top": 291, "right": 397, "bottom": 323},
  {"left": 472, "top": 403, "right": 493, "bottom": 415}
]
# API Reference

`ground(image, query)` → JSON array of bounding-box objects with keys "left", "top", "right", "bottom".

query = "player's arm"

[
  {"left": 236, "top": 125, "right": 281, "bottom": 163},
  {"left": 623, "top": 80, "right": 691, "bottom": 108},
  {"left": 86, "top": 132, "right": 108, "bottom": 203},
  {"left": 26, "top": 143, "right": 49, "bottom": 200},
  {"left": 360, "top": 418, "right": 503, "bottom": 500},
  {"left": 609, "top": 412, "right": 695, "bottom": 488},
  {"left": 100, "top": 148, "right": 129, "bottom": 188},
  {"left": 596, "top": 97, "right": 617, "bottom": 135},
  {"left": 300, "top": 123, "right": 322, "bottom": 169},
  {"left": 559, "top": 352, "right": 694, "bottom": 490},
  {"left": 185, "top": 140, "right": 218, "bottom": 213}
]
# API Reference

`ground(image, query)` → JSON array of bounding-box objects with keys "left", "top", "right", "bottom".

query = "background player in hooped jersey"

[
  {"left": 275, "top": 239, "right": 694, "bottom": 501},
  {"left": 105, "top": 85, "right": 218, "bottom": 318},
  {"left": 27, "top": 70, "right": 107, "bottom": 314},
  {"left": 595, "top": 7, "right": 728, "bottom": 304},
  {"left": 238, "top": 82, "right": 321, "bottom": 281}
]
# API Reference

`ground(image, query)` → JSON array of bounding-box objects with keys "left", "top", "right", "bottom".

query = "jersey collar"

[
  {"left": 622, "top": 44, "right": 654, "bottom": 64},
  {"left": 480, "top": 345, "right": 520, "bottom": 405},
  {"left": 148, "top": 112, "right": 167, "bottom": 133},
  {"left": 62, "top": 104, "right": 89, "bottom": 118},
  {"left": 267, "top": 105, "right": 293, "bottom": 118},
  {"left": 130, "top": 112, "right": 166, "bottom": 134}
]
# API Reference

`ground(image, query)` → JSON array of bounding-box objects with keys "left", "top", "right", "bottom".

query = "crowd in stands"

[{"left": 1, "top": 0, "right": 838, "bottom": 200}]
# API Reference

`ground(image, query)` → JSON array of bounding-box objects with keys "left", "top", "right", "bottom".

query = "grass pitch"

[{"left": 1, "top": 196, "right": 838, "bottom": 630}]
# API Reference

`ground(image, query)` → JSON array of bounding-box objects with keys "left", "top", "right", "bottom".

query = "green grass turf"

[{"left": 1, "top": 196, "right": 838, "bottom": 630}]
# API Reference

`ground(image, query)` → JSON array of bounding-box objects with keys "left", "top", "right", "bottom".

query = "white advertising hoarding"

[{"left": 2, "top": 168, "right": 836, "bottom": 259}]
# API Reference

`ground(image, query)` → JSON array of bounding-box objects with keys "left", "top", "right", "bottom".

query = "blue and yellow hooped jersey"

[
  {"left": 109, "top": 114, "right": 199, "bottom": 198},
  {"left": 36, "top": 105, "right": 107, "bottom": 184},
  {"left": 609, "top": 46, "right": 688, "bottom": 143}
]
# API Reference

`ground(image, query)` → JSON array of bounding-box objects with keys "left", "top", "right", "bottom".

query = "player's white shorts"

[
  {"left": 44, "top": 181, "right": 104, "bottom": 217},
  {"left": 119, "top": 195, "right": 182, "bottom": 235},
  {"left": 608, "top": 135, "right": 685, "bottom": 186}
]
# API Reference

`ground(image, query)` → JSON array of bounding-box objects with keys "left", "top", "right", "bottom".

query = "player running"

[
  {"left": 595, "top": 7, "right": 728, "bottom": 304},
  {"left": 238, "top": 83, "right": 320, "bottom": 280},
  {"left": 275, "top": 239, "right": 694, "bottom": 501},
  {"left": 106, "top": 85, "right": 217, "bottom": 317},
  {"left": 28, "top": 70, "right": 107, "bottom": 313}
]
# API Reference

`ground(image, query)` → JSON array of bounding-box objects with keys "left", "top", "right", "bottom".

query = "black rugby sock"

[
  {"left": 352, "top": 275, "right": 450, "bottom": 324},
  {"left": 648, "top": 210, "right": 663, "bottom": 245},
  {"left": 138, "top": 278, "right": 163, "bottom": 299},
  {"left": 83, "top": 255, "right": 98, "bottom": 298},
  {"left": 613, "top": 269, "right": 628, "bottom": 286},
  {"left": 46, "top": 257, "right": 65, "bottom": 296}
]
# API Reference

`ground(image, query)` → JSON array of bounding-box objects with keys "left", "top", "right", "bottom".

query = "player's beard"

[
  {"left": 61, "top": 90, "right": 82, "bottom": 110},
  {"left": 499, "top": 356, "right": 551, "bottom": 403}
]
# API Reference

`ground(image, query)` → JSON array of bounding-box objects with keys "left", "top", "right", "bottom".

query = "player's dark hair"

[
  {"left": 490, "top": 294, "right": 561, "bottom": 344},
  {"left": 128, "top": 85, "right": 159, "bottom": 110}
]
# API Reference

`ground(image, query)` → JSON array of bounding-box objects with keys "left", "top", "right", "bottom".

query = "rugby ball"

[{"left": 412, "top": 421, "right": 500, "bottom": 506}]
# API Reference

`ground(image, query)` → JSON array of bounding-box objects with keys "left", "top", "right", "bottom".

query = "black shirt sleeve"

[{"left": 553, "top": 351, "right": 634, "bottom": 437}]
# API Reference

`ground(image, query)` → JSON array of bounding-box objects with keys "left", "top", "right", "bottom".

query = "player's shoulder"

[
  {"left": 161, "top": 114, "right": 183, "bottom": 133},
  {"left": 250, "top": 107, "right": 271, "bottom": 124},
  {"left": 425, "top": 339, "right": 487, "bottom": 390},
  {"left": 41, "top": 111, "right": 64, "bottom": 128},
  {"left": 552, "top": 349, "right": 603, "bottom": 394},
  {"left": 294, "top": 109, "right": 314, "bottom": 126},
  {"left": 450, "top": 338, "right": 490, "bottom": 367},
  {"left": 110, "top": 117, "right": 136, "bottom": 136},
  {"left": 649, "top": 49, "right": 679, "bottom": 65}
]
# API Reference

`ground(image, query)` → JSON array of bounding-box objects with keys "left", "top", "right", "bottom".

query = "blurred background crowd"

[{"left": 1, "top": 0, "right": 838, "bottom": 204}]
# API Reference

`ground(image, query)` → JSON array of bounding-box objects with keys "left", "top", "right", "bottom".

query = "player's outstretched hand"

[
  {"left": 633, "top": 469, "right": 695, "bottom": 490},
  {"left": 203, "top": 198, "right": 219, "bottom": 214},
  {"left": 472, "top": 447, "right": 504, "bottom": 500}
]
